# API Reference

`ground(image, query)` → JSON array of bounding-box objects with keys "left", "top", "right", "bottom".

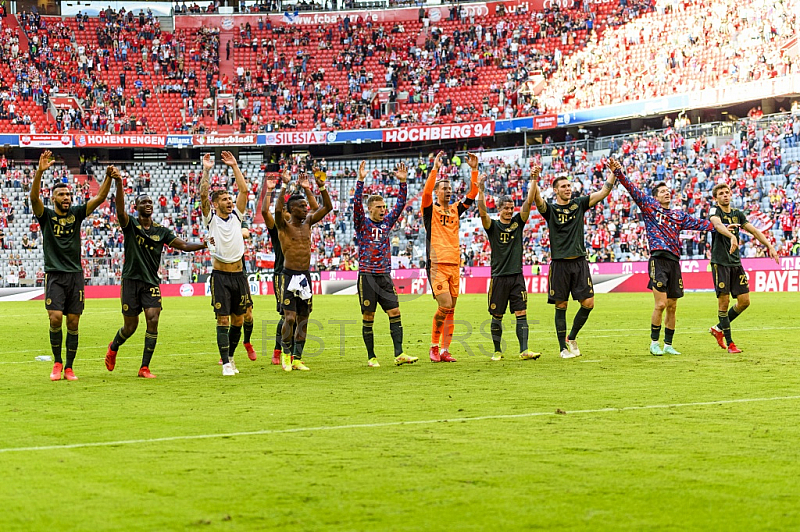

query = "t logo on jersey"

[
  {"left": 557, "top": 213, "right": 571, "bottom": 224},
  {"left": 371, "top": 227, "right": 383, "bottom": 240},
  {"left": 499, "top": 232, "right": 511, "bottom": 243},
  {"left": 440, "top": 214, "right": 452, "bottom": 226}
]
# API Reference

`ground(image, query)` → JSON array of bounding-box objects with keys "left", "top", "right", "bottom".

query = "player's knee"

[
  {"left": 666, "top": 299, "right": 678, "bottom": 311},
  {"left": 738, "top": 297, "right": 750, "bottom": 310},
  {"left": 654, "top": 299, "right": 667, "bottom": 312},
  {"left": 362, "top": 312, "right": 376, "bottom": 321},
  {"left": 231, "top": 314, "right": 244, "bottom": 327},
  {"left": 145, "top": 317, "right": 159, "bottom": 331},
  {"left": 216, "top": 315, "right": 230, "bottom": 327},
  {"left": 66, "top": 315, "right": 80, "bottom": 330},
  {"left": 48, "top": 313, "right": 63, "bottom": 328},
  {"left": 386, "top": 308, "right": 400, "bottom": 318},
  {"left": 492, "top": 314, "right": 504, "bottom": 320}
]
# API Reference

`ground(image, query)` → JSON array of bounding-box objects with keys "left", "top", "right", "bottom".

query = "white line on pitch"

[{"left": 2, "top": 395, "right": 799, "bottom": 454}]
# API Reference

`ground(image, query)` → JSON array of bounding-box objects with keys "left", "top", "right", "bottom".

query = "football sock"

[
  {"left": 293, "top": 340, "right": 306, "bottom": 360},
  {"left": 441, "top": 309, "right": 455, "bottom": 350},
  {"left": 569, "top": 305, "right": 593, "bottom": 341},
  {"left": 65, "top": 329, "right": 78, "bottom": 369},
  {"left": 718, "top": 311, "right": 732, "bottom": 345},
  {"left": 516, "top": 315, "right": 529, "bottom": 352},
  {"left": 490, "top": 316, "right": 503, "bottom": 352},
  {"left": 142, "top": 331, "right": 158, "bottom": 368},
  {"left": 243, "top": 318, "right": 253, "bottom": 344},
  {"left": 362, "top": 319, "right": 376, "bottom": 359},
  {"left": 217, "top": 325, "right": 230, "bottom": 364},
  {"left": 664, "top": 328, "right": 675, "bottom": 346},
  {"left": 728, "top": 305, "right": 742, "bottom": 323},
  {"left": 274, "top": 319, "right": 283, "bottom": 351},
  {"left": 555, "top": 308, "right": 568, "bottom": 351},
  {"left": 228, "top": 324, "right": 242, "bottom": 359},
  {"left": 110, "top": 327, "right": 129, "bottom": 351},
  {"left": 650, "top": 324, "right": 661, "bottom": 342},
  {"left": 431, "top": 307, "right": 447, "bottom": 345},
  {"left": 49, "top": 326, "right": 63, "bottom": 364},
  {"left": 389, "top": 315, "right": 403, "bottom": 357}
]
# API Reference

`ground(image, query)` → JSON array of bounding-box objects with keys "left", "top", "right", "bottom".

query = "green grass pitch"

[{"left": 2, "top": 292, "right": 800, "bottom": 531}]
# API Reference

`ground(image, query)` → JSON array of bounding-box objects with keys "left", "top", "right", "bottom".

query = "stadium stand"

[
  {"left": 0, "top": 0, "right": 795, "bottom": 136},
  {"left": 2, "top": 111, "right": 800, "bottom": 286}
]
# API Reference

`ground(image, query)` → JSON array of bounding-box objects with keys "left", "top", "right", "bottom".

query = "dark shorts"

[
  {"left": 210, "top": 270, "right": 252, "bottom": 316},
  {"left": 45, "top": 271, "right": 84, "bottom": 315},
  {"left": 489, "top": 273, "right": 527, "bottom": 315},
  {"left": 647, "top": 257, "right": 684, "bottom": 299},
  {"left": 712, "top": 263, "right": 750, "bottom": 298},
  {"left": 281, "top": 269, "right": 313, "bottom": 316},
  {"left": 547, "top": 258, "right": 594, "bottom": 304},
  {"left": 120, "top": 278, "right": 162, "bottom": 316},
  {"left": 358, "top": 272, "right": 399, "bottom": 314},
  {"left": 273, "top": 273, "right": 284, "bottom": 315}
]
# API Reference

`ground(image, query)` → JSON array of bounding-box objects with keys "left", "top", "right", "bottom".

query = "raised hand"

[
  {"left": 38, "top": 150, "right": 55, "bottom": 173},
  {"left": 531, "top": 165, "right": 542, "bottom": 180},
  {"left": 466, "top": 153, "right": 479, "bottom": 170},
  {"left": 607, "top": 158, "right": 622, "bottom": 173},
  {"left": 263, "top": 175, "right": 276, "bottom": 192},
  {"left": 394, "top": 162, "right": 408, "bottom": 183},
  {"left": 202, "top": 153, "right": 214, "bottom": 171},
  {"left": 433, "top": 151, "right": 445, "bottom": 170},
  {"left": 314, "top": 168, "right": 327, "bottom": 188},
  {"left": 298, "top": 173, "right": 312, "bottom": 190},
  {"left": 478, "top": 173, "right": 487, "bottom": 191},
  {"left": 220, "top": 151, "right": 238, "bottom": 167},
  {"left": 357, "top": 160, "right": 368, "bottom": 182},
  {"left": 280, "top": 166, "right": 292, "bottom": 185}
]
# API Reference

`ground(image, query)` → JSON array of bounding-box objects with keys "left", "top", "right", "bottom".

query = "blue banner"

[{"left": 165, "top": 135, "right": 194, "bottom": 147}]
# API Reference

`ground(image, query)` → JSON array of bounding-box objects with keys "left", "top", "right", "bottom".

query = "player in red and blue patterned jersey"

[
  {"left": 353, "top": 160, "right": 418, "bottom": 367},
  {"left": 608, "top": 158, "right": 736, "bottom": 356}
]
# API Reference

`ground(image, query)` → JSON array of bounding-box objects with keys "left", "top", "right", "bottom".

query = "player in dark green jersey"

[
  {"left": 477, "top": 167, "right": 541, "bottom": 362},
  {"left": 708, "top": 183, "right": 779, "bottom": 354},
  {"left": 30, "top": 150, "right": 116, "bottom": 381},
  {"left": 104, "top": 173, "right": 209, "bottom": 378},
  {"left": 531, "top": 171, "right": 616, "bottom": 359}
]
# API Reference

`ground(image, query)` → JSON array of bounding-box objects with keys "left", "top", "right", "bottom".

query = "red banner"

[
  {"left": 175, "top": 1, "right": 542, "bottom": 30},
  {"left": 73, "top": 134, "right": 167, "bottom": 148},
  {"left": 192, "top": 133, "right": 257, "bottom": 146},
  {"left": 18, "top": 134, "right": 73, "bottom": 148},
  {"left": 382, "top": 121, "right": 495, "bottom": 143},
  {"left": 533, "top": 114, "right": 558, "bottom": 130}
]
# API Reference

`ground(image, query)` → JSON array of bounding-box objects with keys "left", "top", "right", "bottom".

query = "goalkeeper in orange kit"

[{"left": 421, "top": 152, "right": 479, "bottom": 362}]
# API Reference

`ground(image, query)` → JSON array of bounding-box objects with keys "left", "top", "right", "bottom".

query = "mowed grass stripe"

[{"left": 3, "top": 394, "right": 799, "bottom": 454}]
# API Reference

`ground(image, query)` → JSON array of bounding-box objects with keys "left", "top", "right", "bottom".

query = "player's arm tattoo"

[{"left": 200, "top": 166, "right": 211, "bottom": 218}]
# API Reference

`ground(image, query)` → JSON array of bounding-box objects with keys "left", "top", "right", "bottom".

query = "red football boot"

[
  {"left": 272, "top": 349, "right": 281, "bottom": 365},
  {"left": 138, "top": 366, "right": 157, "bottom": 379},
  {"left": 440, "top": 350, "right": 458, "bottom": 362},
  {"left": 727, "top": 342, "right": 743, "bottom": 354},
  {"left": 244, "top": 342, "right": 257, "bottom": 361},
  {"left": 105, "top": 343, "right": 117, "bottom": 371},
  {"left": 50, "top": 362, "right": 63, "bottom": 381},
  {"left": 709, "top": 327, "right": 726, "bottom": 349},
  {"left": 64, "top": 368, "right": 78, "bottom": 381},
  {"left": 429, "top": 346, "right": 440, "bottom": 362}
]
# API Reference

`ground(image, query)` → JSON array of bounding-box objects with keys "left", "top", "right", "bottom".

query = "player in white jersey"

[{"left": 201, "top": 151, "right": 252, "bottom": 376}]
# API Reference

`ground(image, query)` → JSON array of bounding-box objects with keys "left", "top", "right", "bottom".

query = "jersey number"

[{"left": 150, "top": 287, "right": 161, "bottom": 297}]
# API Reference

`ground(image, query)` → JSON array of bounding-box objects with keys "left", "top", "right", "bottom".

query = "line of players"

[{"left": 31, "top": 150, "right": 778, "bottom": 380}]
